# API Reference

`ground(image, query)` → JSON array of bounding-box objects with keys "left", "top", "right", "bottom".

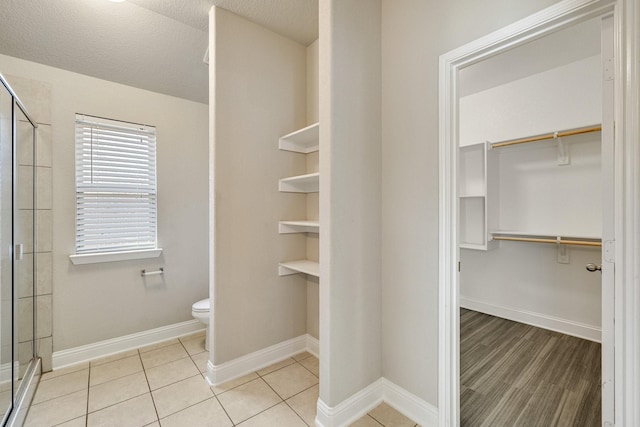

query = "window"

[{"left": 72, "top": 114, "right": 159, "bottom": 262}]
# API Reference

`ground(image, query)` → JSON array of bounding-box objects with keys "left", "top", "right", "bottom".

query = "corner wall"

[
  {"left": 319, "top": 0, "right": 382, "bottom": 406},
  {"left": 210, "top": 7, "right": 309, "bottom": 365}
]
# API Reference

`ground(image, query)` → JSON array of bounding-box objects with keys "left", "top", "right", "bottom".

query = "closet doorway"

[
  {"left": 456, "top": 15, "right": 610, "bottom": 426},
  {"left": 438, "top": 1, "right": 618, "bottom": 426}
]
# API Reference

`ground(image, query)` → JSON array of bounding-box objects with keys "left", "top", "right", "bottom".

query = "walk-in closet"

[{"left": 457, "top": 15, "right": 610, "bottom": 426}]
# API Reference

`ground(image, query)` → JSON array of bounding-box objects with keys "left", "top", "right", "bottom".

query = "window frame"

[{"left": 70, "top": 114, "right": 162, "bottom": 265}]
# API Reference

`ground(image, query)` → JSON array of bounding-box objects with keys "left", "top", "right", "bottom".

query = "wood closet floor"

[{"left": 460, "top": 308, "right": 601, "bottom": 427}]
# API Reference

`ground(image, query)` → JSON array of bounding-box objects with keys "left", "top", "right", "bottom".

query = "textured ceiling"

[{"left": 0, "top": 0, "right": 318, "bottom": 104}]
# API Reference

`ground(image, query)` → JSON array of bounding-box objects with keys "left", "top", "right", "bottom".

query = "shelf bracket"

[
  {"left": 557, "top": 241, "right": 570, "bottom": 264},
  {"left": 556, "top": 133, "right": 570, "bottom": 166}
]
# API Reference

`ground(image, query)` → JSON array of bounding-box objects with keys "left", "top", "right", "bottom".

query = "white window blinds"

[{"left": 75, "top": 114, "right": 157, "bottom": 254}]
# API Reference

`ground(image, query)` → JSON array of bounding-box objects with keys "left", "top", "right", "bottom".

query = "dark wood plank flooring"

[{"left": 460, "top": 309, "right": 601, "bottom": 427}]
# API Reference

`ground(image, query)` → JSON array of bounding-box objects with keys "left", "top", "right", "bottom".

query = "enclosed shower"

[{"left": 0, "top": 74, "right": 41, "bottom": 426}]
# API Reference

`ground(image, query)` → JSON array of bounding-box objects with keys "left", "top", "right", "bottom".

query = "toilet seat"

[
  {"left": 191, "top": 298, "right": 210, "bottom": 351},
  {"left": 192, "top": 298, "right": 210, "bottom": 313}
]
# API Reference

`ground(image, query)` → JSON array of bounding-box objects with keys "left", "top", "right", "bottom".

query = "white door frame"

[{"left": 438, "top": 0, "right": 640, "bottom": 425}]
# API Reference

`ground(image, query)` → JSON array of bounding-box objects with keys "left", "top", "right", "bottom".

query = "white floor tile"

[
  {"left": 151, "top": 375, "right": 214, "bottom": 419},
  {"left": 33, "top": 369, "right": 89, "bottom": 404},
  {"left": 87, "top": 393, "right": 157, "bottom": 427},
  {"left": 88, "top": 371, "right": 149, "bottom": 413},
  {"left": 159, "top": 397, "right": 232, "bottom": 427},
  {"left": 216, "top": 378, "right": 282, "bottom": 424},
  {"left": 262, "top": 363, "right": 318, "bottom": 399},
  {"left": 25, "top": 389, "right": 88, "bottom": 427},
  {"left": 236, "top": 402, "right": 307, "bottom": 426}
]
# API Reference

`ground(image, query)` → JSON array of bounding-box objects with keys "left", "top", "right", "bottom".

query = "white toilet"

[{"left": 192, "top": 298, "right": 210, "bottom": 351}]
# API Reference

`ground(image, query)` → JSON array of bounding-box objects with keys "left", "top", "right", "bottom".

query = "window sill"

[{"left": 69, "top": 248, "right": 163, "bottom": 265}]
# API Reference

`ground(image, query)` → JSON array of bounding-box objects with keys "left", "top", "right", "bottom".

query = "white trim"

[
  {"left": 617, "top": 0, "right": 640, "bottom": 424},
  {"left": 307, "top": 334, "right": 320, "bottom": 358},
  {"left": 315, "top": 379, "right": 384, "bottom": 427},
  {"left": 206, "top": 334, "right": 309, "bottom": 386},
  {"left": 381, "top": 379, "right": 438, "bottom": 427},
  {"left": 69, "top": 248, "right": 162, "bottom": 265},
  {"left": 314, "top": 378, "right": 438, "bottom": 427},
  {"left": 52, "top": 320, "right": 204, "bottom": 370},
  {"left": 438, "top": 1, "right": 618, "bottom": 426},
  {"left": 460, "top": 297, "right": 602, "bottom": 342}
]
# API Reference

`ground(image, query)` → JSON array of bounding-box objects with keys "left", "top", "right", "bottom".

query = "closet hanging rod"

[
  {"left": 490, "top": 125, "right": 602, "bottom": 149},
  {"left": 492, "top": 236, "right": 602, "bottom": 247}
]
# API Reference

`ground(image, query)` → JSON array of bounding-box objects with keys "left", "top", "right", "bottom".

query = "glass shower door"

[{"left": 14, "top": 105, "right": 35, "bottom": 406}]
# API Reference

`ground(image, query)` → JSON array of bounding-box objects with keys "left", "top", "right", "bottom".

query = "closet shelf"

[
  {"left": 490, "top": 231, "right": 601, "bottom": 247},
  {"left": 460, "top": 194, "right": 485, "bottom": 198},
  {"left": 279, "top": 220, "right": 319, "bottom": 234},
  {"left": 460, "top": 243, "right": 487, "bottom": 250},
  {"left": 278, "top": 260, "right": 319, "bottom": 277},
  {"left": 490, "top": 124, "right": 601, "bottom": 149},
  {"left": 279, "top": 172, "right": 319, "bottom": 193},
  {"left": 279, "top": 123, "right": 319, "bottom": 153}
]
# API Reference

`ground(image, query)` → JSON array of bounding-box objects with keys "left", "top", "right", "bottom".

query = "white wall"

[
  {"left": 210, "top": 7, "right": 309, "bottom": 364},
  {"left": 0, "top": 54, "right": 209, "bottom": 352},
  {"left": 319, "top": 0, "right": 382, "bottom": 406},
  {"left": 460, "top": 55, "right": 601, "bottom": 146},
  {"left": 380, "top": 0, "right": 562, "bottom": 406}
]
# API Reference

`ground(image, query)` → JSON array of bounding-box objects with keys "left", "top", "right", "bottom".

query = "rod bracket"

[{"left": 555, "top": 133, "right": 570, "bottom": 165}]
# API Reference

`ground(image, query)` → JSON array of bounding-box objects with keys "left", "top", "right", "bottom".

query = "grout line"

[
  {"left": 29, "top": 376, "right": 91, "bottom": 406},
  {"left": 213, "top": 394, "right": 235, "bottom": 426},
  {"left": 85, "top": 364, "right": 90, "bottom": 427},
  {"left": 149, "top": 372, "right": 202, "bottom": 393},
  {"left": 217, "top": 376, "right": 284, "bottom": 425},
  {"left": 298, "top": 360, "right": 319, "bottom": 378},
  {"left": 284, "top": 382, "right": 319, "bottom": 401},
  {"left": 283, "top": 398, "right": 311, "bottom": 427},
  {"left": 154, "top": 395, "right": 214, "bottom": 421},
  {"left": 140, "top": 349, "right": 161, "bottom": 425},
  {"left": 367, "top": 414, "right": 385, "bottom": 426},
  {"left": 227, "top": 399, "right": 283, "bottom": 426},
  {"left": 259, "top": 369, "right": 289, "bottom": 401},
  {"left": 254, "top": 358, "right": 297, "bottom": 378}
]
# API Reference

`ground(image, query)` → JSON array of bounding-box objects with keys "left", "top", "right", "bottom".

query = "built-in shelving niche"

[{"left": 278, "top": 122, "right": 320, "bottom": 278}]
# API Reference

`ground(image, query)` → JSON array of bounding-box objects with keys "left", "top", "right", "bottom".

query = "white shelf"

[
  {"left": 279, "top": 220, "right": 319, "bottom": 234},
  {"left": 279, "top": 172, "right": 319, "bottom": 193},
  {"left": 279, "top": 123, "right": 319, "bottom": 153},
  {"left": 460, "top": 194, "right": 485, "bottom": 198},
  {"left": 278, "top": 260, "right": 319, "bottom": 277},
  {"left": 460, "top": 243, "right": 487, "bottom": 250}
]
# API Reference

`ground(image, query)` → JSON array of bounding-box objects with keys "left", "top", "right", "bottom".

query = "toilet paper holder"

[{"left": 141, "top": 267, "right": 164, "bottom": 277}]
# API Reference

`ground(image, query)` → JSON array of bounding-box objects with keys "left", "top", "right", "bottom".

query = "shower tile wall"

[{"left": 6, "top": 75, "right": 53, "bottom": 373}]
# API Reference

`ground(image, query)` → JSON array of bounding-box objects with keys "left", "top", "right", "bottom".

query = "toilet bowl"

[{"left": 192, "top": 298, "right": 210, "bottom": 351}]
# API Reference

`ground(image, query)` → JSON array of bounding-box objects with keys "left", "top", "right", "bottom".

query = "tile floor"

[{"left": 24, "top": 331, "right": 418, "bottom": 426}]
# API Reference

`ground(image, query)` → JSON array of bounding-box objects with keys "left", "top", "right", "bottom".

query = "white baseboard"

[
  {"left": 206, "top": 334, "right": 315, "bottom": 386},
  {"left": 316, "top": 379, "right": 384, "bottom": 427},
  {"left": 381, "top": 379, "right": 438, "bottom": 427},
  {"left": 315, "top": 378, "right": 438, "bottom": 427},
  {"left": 307, "top": 334, "right": 319, "bottom": 358},
  {"left": 52, "top": 320, "right": 205, "bottom": 370},
  {"left": 461, "top": 296, "right": 602, "bottom": 342}
]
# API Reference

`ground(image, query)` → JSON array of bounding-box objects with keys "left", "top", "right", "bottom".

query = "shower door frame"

[{"left": 0, "top": 74, "right": 41, "bottom": 427}]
